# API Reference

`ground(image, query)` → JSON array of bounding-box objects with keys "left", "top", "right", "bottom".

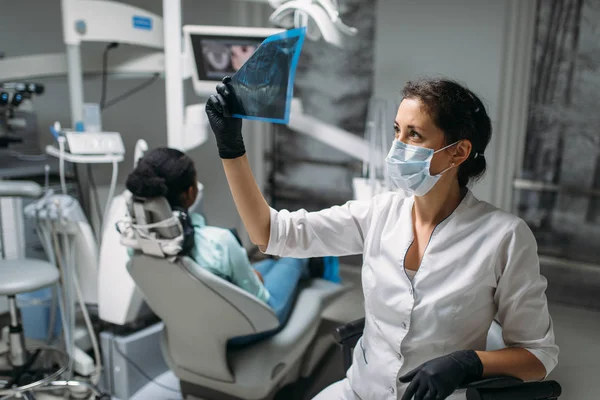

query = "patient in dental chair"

[{"left": 125, "top": 147, "right": 338, "bottom": 345}]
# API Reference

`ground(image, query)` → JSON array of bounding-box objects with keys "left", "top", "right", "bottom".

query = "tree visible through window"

[{"left": 518, "top": 0, "right": 600, "bottom": 265}]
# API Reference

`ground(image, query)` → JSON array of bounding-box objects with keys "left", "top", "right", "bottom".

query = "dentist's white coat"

[{"left": 265, "top": 190, "right": 558, "bottom": 400}]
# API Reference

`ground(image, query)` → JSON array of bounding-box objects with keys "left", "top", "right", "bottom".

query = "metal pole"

[
  {"left": 8, "top": 296, "right": 18, "bottom": 327},
  {"left": 65, "top": 44, "right": 92, "bottom": 219},
  {"left": 163, "top": 0, "right": 184, "bottom": 150},
  {"left": 66, "top": 45, "right": 84, "bottom": 127}
]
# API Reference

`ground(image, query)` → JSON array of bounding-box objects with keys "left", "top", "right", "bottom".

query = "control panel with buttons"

[{"left": 64, "top": 132, "right": 125, "bottom": 155}]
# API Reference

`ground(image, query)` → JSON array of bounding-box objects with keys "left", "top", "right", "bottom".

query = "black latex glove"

[
  {"left": 399, "top": 350, "right": 483, "bottom": 400},
  {"left": 205, "top": 76, "right": 245, "bottom": 159}
]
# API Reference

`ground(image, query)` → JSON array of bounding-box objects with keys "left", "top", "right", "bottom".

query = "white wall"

[{"left": 373, "top": 0, "right": 532, "bottom": 206}]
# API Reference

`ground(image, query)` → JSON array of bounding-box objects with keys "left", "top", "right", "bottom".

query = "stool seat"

[{"left": 0, "top": 259, "right": 59, "bottom": 296}]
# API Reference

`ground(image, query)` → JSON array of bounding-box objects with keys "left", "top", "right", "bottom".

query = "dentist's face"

[{"left": 394, "top": 98, "right": 453, "bottom": 175}]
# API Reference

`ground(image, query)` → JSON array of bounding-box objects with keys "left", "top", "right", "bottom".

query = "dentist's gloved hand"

[
  {"left": 399, "top": 350, "right": 483, "bottom": 400},
  {"left": 205, "top": 76, "right": 245, "bottom": 159}
]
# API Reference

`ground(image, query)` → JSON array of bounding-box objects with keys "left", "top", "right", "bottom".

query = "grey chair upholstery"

[{"left": 122, "top": 194, "right": 347, "bottom": 400}]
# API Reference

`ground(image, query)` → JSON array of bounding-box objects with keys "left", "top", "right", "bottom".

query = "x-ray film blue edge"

[
  {"left": 283, "top": 27, "right": 306, "bottom": 125},
  {"left": 262, "top": 26, "right": 305, "bottom": 45},
  {"left": 231, "top": 113, "right": 288, "bottom": 124}
]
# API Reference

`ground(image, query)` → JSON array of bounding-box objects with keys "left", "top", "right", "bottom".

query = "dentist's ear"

[{"left": 453, "top": 140, "right": 472, "bottom": 167}]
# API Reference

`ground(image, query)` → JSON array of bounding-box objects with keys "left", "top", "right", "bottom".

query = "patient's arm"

[
  {"left": 224, "top": 230, "right": 270, "bottom": 303},
  {"left": 253, "top": 269, "right": 264, "bottom": 283}
]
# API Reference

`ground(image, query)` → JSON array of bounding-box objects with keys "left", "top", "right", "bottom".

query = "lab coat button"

[
  {"left": 401, "top": 322, "right": 407, "bottom": 329},
  {"left": 397, "top": 352, "right": 402, "bottom": 360},
  {"left": 390, "top": 386, "right": 395, "bottom": 394},
  {"left": 409, "top": 287, "right": 413, "bottom": 295}
]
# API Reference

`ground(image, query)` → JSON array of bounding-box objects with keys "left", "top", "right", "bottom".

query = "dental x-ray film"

[{"left": 228, "top": 27, "right": 306, "bottom": 124}]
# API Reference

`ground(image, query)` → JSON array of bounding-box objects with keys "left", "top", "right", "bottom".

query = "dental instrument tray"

[
  {"left": 63, "top": 132, "right": 125, "bottom": 155},
  {"left": 45, "top": 145, "right": 124, "bottom": 164}
]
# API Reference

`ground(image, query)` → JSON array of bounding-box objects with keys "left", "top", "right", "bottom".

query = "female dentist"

[{"left": 205, "top": 77, "right": 558, "bottom": 400}]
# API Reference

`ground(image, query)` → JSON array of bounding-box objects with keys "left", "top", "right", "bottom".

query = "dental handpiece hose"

[{"left": 52, "top": 231, "right": 76, "bottom": 379}]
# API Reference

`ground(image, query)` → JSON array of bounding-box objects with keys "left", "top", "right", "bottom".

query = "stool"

[{"left": 0, "top": 258, "right": 63, "bottom": 396}]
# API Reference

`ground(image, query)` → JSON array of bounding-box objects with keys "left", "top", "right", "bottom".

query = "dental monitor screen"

[
  {"left": 195, "top": 37, "right": 263, "bottom": 79},
  {"left": 184, "top": 26, "right": 285, "bottom": 95}
]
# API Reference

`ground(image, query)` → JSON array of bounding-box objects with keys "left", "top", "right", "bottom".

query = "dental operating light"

[{"left": 268, "top": 0, "right": 357, "bottom": 48}]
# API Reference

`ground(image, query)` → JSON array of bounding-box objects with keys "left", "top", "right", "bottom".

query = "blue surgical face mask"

[{"left": 385, "top": 140, "right": 459, "bottom": 196}]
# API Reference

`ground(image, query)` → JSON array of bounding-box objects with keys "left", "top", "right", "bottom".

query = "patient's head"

[{"left": 126, "top": 147, "right": 198, "bottom": 209}]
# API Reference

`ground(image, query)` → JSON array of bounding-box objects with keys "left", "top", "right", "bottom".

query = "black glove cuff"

[
  {"left": 450, "top": 350, "right": 484, "bottom": 384},
  {"left": 219, "top": 146, "right": 246, "bottom": 159},
  {"left": 217, "top": 132, "right": 246, "bottom": 159}
]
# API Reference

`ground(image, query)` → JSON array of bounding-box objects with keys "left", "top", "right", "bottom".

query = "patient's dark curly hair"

[
  {"left": 125, "top": 147, "right": 196, "bottom": 208},
  {"left": 402, "top": 78, "right": 492, "bottom": 187}
]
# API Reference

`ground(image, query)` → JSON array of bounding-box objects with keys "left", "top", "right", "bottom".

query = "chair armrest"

[
  {"left": 334, "top": 317, "right": 365, "bottom": 344},
  {"left": 465, "top": 378, "right": 562, "bottom": 400},
  {"left": 334, "top": 317, "right": 365, "bottom": 372}
]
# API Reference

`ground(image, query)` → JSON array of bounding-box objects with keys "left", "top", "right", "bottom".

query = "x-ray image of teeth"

[
  {"left": 227, "top": 27, "right": 306, "bottom": 124},
  {"left": 203, "top": 42, "right": 230, "bottom": 71},
  {"left": 201, "top": 40, "right": 261, "bottom": 79}
]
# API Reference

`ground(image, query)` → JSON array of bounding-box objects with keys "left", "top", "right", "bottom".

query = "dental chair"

[
  {"left": 120, "top": 193, "right": 347, "bottom": 400},
  {"left": 334, "top": 318, "right": 562, "bottom": 400},
  {"left": 99, "top": 183, "right": 204, "bottom": 327}
]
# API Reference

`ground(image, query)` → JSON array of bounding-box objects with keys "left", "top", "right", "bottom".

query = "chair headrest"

[
  {"left": 117, "top": 191, "right": 185, "bottom": 258},
  {"left": 125, "top": 193, "right": 180, "bottom": 239}
]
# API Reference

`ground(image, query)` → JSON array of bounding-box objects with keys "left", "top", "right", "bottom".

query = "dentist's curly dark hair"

[
  {"left": 402, "top": 78, "right": 492, "bottom": 188},
  {"left": 125, "top": 147, "right": 196, "bottom": 208}
]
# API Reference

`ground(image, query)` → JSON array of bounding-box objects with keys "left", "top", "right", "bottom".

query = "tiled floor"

[{"left": 27, "top": 266, "right": 600, "bottom": 399}]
